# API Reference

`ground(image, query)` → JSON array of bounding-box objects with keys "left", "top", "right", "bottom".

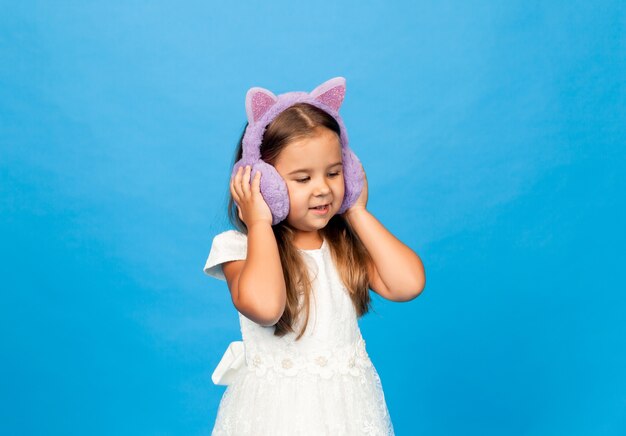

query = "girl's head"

[
  {"left": 231, "top": 103, "right": 348, "bottom": 239},
  {"left": 232, "top": 77, "right": 364, "bottom": 225},
  {"left": 226, "top": 80, "right": 373, "bottom": 340},
  {"left": 259, "top": 103, "right": 345, "bottom": 235}
]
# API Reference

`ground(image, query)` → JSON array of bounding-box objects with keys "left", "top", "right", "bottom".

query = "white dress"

[{"left": 203, "top": 229, "right": 395, "bottom": 436}]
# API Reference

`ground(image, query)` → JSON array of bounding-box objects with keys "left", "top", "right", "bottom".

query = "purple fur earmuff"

[{"left": 232, "top": 76, "right": 364, "bottom": 225}]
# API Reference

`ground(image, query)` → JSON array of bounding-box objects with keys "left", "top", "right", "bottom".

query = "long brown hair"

[{"left": 227, "top": 103, "right": 373, "bottom": 340}]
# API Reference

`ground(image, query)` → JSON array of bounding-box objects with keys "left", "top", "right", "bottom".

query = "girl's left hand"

[{"left": 343, "top": 162, "right": 368, "bottom": 216}]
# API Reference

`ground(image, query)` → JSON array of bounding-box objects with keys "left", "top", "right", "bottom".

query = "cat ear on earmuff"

[
  {"left": 245, "top": 87, "right": 278, "bottom": 124},
  {"left": 309, "top": 77, "right": 346, "bottom": 112}
]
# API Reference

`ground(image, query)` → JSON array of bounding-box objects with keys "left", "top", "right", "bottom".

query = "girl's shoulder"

[
  {"left": 213, "top": 228, "right": 247, "bottom": 243},
  {"left": 203, "top": 229, "right": 248, "bottom": 281}
]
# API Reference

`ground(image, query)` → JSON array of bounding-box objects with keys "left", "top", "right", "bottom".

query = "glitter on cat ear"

[
  {"left": 315, "top": 86, "right": 345, "bottom": 111},
  {"left": 310, "top": 77, "right": 346, "bottom": 111},
  {"left": 245, "top": 87, "right": 278, "bottom": 124}
]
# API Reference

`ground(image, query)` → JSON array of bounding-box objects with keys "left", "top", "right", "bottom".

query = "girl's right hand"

[{"left": 230, "top": 165, "right": 273, "bottom": 227}]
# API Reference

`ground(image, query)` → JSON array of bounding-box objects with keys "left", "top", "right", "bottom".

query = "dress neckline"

[{"left": 297, "top": 237, "right": 327, "bottom": 253}]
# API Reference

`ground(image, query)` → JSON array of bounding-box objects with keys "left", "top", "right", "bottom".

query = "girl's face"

[{"left": 274, "top": 126, "right": 345, "bottom": 236}]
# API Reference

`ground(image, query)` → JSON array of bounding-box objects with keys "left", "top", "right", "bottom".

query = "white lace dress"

[{"left": 203, "top": 230, "right": 395, "bottom": 435}]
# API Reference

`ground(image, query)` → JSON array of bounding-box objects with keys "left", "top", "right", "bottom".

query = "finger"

[
  {"left": 232, "top": 166, "right": 243, "bottom": 200},
  {"left": 242, "top": 165, "right": 252, "bottom": 198},
  {"left": 251, "top": 170, "right": 261, "bottom": 193},
  {"left": 230, "top": 183, "right": 238, "bottom": 206},
  {"left": 230, "top": 177, "right": 236, "bottom": 202}
]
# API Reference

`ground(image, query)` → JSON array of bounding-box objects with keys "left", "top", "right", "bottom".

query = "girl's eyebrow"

[{"left": 287, "top": 161, "right": 343, "bottom": 175}]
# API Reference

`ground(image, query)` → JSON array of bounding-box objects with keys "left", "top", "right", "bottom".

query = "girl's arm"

[
  {"left": 345, "top": 208, "right": 425, "bottom": 302},
  {"left": 225, "top": 165, "right": 286, "bottom": 326},
  {"left": 223, "top": 221, "right": 286, "bottom": 326}
]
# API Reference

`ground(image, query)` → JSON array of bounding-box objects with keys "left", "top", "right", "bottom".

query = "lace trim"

[
  {"left": 247, "top": 338, "right": 372, "bottom": 379},
  {"left": 212, "top": 338, "right": 372, "bottom": 385}
]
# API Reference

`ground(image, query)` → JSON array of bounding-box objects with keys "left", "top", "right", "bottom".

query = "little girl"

[{"left": 203, "top": 77, "right": 425, "bottom": 435}]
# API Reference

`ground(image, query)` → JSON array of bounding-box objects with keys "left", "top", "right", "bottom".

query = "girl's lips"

[{"left": 310, "top": 204, "right": 330, "bottom": 215}]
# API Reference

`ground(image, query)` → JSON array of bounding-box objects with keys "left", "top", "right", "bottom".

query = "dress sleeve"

[{"left": 203, "top": 230, "right": 248, "bottom": 281}]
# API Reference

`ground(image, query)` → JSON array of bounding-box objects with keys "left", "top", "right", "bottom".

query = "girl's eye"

[{"left": 295, "top": 172, "right": 341, "bottom": 183}]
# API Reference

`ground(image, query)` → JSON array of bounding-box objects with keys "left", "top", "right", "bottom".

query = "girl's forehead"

[
  {"left": 275, "top": 130, "right": 342, "bottom": 169},
  {"left": 279, "top": 142, "right": 341, "bottom": 169}
]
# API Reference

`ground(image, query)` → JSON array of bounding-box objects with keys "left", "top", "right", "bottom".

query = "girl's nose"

[{"left": 313, "top": 179, "right": 331, "bottom": 196}]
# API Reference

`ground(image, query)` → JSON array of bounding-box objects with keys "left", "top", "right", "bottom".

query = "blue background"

[{"left": 2, "top": 1, "right": 625, "bottom": 435}]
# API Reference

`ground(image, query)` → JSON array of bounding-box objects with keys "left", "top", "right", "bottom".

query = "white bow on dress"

[{"left": 211, "top": 340, "right": 245, "bottom": 386}]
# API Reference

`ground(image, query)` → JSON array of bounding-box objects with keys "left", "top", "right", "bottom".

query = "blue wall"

[{"left": 1, "top": 1, "right": 624, "bottom": 434}]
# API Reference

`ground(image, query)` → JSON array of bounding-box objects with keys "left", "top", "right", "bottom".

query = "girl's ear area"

[
  {"left": 309, "top": 77, "right": 346, "bottom": 111},
  {"left": 245, "top": 87, "right": 278, "bottom": 124}
]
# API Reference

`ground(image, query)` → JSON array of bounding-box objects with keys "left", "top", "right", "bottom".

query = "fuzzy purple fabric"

[{"left": 232, "top": 77, "right": 364, "bottom": 225}]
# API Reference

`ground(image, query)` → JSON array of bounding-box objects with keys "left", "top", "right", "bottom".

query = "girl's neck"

[{"left": 292, "top": 230, "right": 324, "bottom": 250}]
